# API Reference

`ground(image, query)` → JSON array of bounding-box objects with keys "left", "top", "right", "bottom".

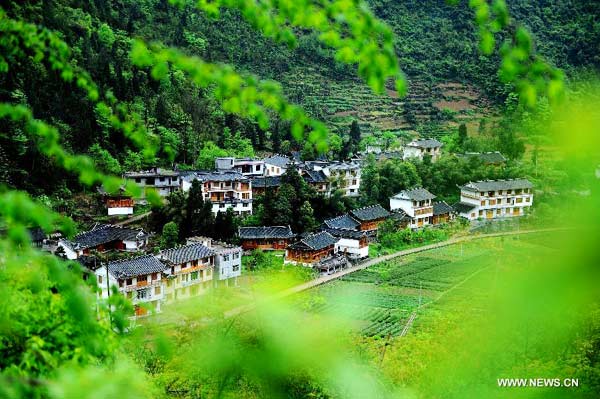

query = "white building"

[
  {"left": 95, "top": 255, "right": 166, "bottom": 317},
  {"left": 403, "top": 138, "right": 443, "bottom": 162},
  {"left": 390, "top": 187, "right": 436, "bottom": 228},
  {"left": 181, "top": 171, "right": 252, "bottom": 216},
  {"left": 264, "top": 155, "right": 291, "bottom": 176},
  {"left": 157, "top": 242, "right": 216, "bottom": 301},
  {"left": 124, "top": 168, "right": 180, "bottom": 202},
  {"left": 453, "top": 179, "right": 534, "bottom": 220},
  {"left": 187, "top": 237, "right": 242, "bottom": 286},
  {"left": 323, "top": 228, "right": 369, "bottom": 260},
  {"left": 215, "top": 157, "right": 265, "bottom": 177}
]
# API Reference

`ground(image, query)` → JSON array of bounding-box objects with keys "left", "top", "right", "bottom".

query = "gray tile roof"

[
  {"left": 238, "top": 226, "right": 295, "bottom": 240},
  {"left": 350, "top": 204, "right": 390, "bottom": 221},
  {"left": 289, "top": 231, "right": 338, "bottom": 251},
  {"left": 323, "top": 214, "right": 360, "bottom": 230},
  {"left": 159, "top": 243, "right": 215, "bottom": 265},
  {"left": 407, "top": 138, "right": 443, "bottom": 148},
  {"left": 303, "top": 170, "right": 328, "bottom": 184},
  {"left": 390, "top": 210, "right": 412, "bottom": 222},
  {"left": 251, "top": 176, "right": 282, "bottom": 188},
  {"left": 124, "top": 168, "right": 179, "bottom": 178},
  {"left": 433, "top": 201, "right": 454, "bottom": 216},
  {"left": 107, "top": 255, "right": 166, "bottom": 279},
  {"left": 322, "top": 228, "right": 367, "bottom": 240},
  {"left": 264, "top": 155, "right": 291, "bottom": 168},
  {"left": 182, "top": 170, "right": 248, "bottom": 182},
  {"left": 457, "top": 151, "right": 506, "bottom": 164},
  {"left": 70, "top": 224, "right": 147, "bottom": 250},
  {"left": 461, "top": 179, "right": 533, "bottom": 192},
  {"left": 452, "top": 202, "right": 477, "bottom": 214},
  {"left": 392, "top": 187, "right": 436, "bottom": 201}
]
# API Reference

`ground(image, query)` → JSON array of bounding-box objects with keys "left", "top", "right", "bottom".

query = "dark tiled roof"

[
  {"left": 407, "top": 138, "right": 443, "bottom": 148},
  {"left": 392, "top": 187, "right": 436, "bottom": 201},
  {"left": 264, "top": 155, "right": 291, "bottom": 168},
  {"left": 183, "top": 171, "right": 248, "bottom": 182},
  {"left": 159, "top": 243, "right": 215, "bottom": 265},
  {"left": 303, "top": 170, "right": 328, "bottom": 184},
  {"left": 124, "top": 168, "right": 178, "bottom": 178},
  {"left": 322, "top": 228, "right": 367, "bottom": 240},
  {"left": 452, "top": 202, "right": 477, "bottom": 213},
  {"left": 323, "top": 214, "right": 360, "bottom": 230},
  {"left": 71, "top": 224, "right": 147, "bottom": 250},
  {"left": 107, "top": 255, "right": 166, "bottom": 279},
  {"left": 458, "top": 151, "right": 506, "bottom": 164},
  {"left": 289, "top": 231, "right": 337, "bottom": 251},
  {"left": 350, "top": 204, "right": 390, "bottom": 222},
  {"left": 315, "top": 254, "right": 348, "bottom": 271},
  {"left": 390, "top": 210, "right": 411, "bottom": 222},
  {"left": 251, "top": 176, "right": 282, "bottom": 188},
  {"left": 433, "top": 201, "right": 454, "bottom": 216},
  {"left": 461, "top": 179, "right": 533, "bottom": 192},
  {"left": 238, "top": 226, "right": 295, "bottom": 240}
]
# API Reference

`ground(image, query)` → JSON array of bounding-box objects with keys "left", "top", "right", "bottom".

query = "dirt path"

[{"left": 223, "top": 227, "right": 566, "bottom": 318}]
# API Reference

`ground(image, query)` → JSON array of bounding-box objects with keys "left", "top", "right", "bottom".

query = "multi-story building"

[
  {"left": 403, "top": 138, "right": 443, "bottom": 162},
  {"left": 285, "top": 231, "right": 338, "bottom": 266},
  {"left": 238, "top": 226, "right": 295, "bottom": 250},
  {"left": 390, "top": 187, "right": 436, "bottom": 228},
  {"left": 453, "top": 179, "right": 533, "bottom": 220},
  {"left": 250, "top": 176, "right": 282, "bottom": 196},
  {"left": 95, "top": 255, "right": 166, "bottom": 317},
  {"left": 187, "top": 237, "right": 242, "bottom": 286},
  {"left": 215, "top": 157, "right": 265, "bottom": 177},
  {"left": 302, "top": 169, "right": 330, "bottom": 195},
  {"left": 58, "top": 224, "right": 149, "bottom": 260},
  {"left": 181, "top": 171, "right": 253, "bottom": 216},
  {"left": 322, "top": 162, "right": 361, "bottom": 197},
  {"left": 264, "top": 155, "right": 291, "bottom": 176},
  {"left": 157, "top": 243, "right": 216, "bottom": 301},
  {"left": 124, "top": 168, "right": 180, "bottom": 202}
]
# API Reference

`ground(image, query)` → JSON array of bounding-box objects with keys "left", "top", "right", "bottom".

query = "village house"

[
  {"left": 57, "top": 224, "right": 149, "bottom": 260},
  {"left": 432, "top": 201, "right": 455, "bottom": 224},
  {"left": 285, "top": 231, "right": 338, "bottom": 266},
  {"left": 389, "top": 187, "right": 436, "bottom": 228},
  {"left": 453, "top": 179, "right": 534, "bottom": 220},
  {"left": 457, "top": 151, "right": 506, "bottom": 166},
  {"left": 187, "top": 236, "right": 242, "bottom": 287},
  {"left": 323, "top": 228, "right": 369, "bottom": 260},
  {"left": 124, "top": 168, "right": 180, "bottom": 202},
  {"left": 238, "top": 225, "right": 295, "bottom": 250},
  {"left": 157, "top": 242, "right": 216, "bottom": 301},
  {"left": 264, "top": 155, "right": 291, "bottom": 176},
  {"left": 95, "top": 255, "right": 166, "bottom": 317},
  {"left": 350, "top": 204, "right": 391, "bottom": 231},
  {"left": 181, "top": 171, "right": 252, "bottom": 216},
  {"left": 98, "top": 186, "right": 134, "bottom": 216},
  {"left": 303, "top": 169, "right": 330, "bottom": 195},
  {"left": 215, "top": 157, "right": 265, "bottom": 177},
  {"left": 323, "top": 214, "right": 361, "bottom": 231},
  {"left": 403, "top": 138, "right": 443, "bottom": 162},
  {"left": 250, "top": 176, "right": 282, "bottom": 196},
  {"left": 322, "top": 161, "right": 361, "bottom": 197}
]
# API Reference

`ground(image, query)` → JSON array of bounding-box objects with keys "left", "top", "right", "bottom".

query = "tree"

[
  {"left": 161, "top": 221, "right": 180, "bottom": 249},
  {"left": 349, "top": 120, "right": 361, "bottom": 155},
  {"left": 88, "top": 143, "right": 121, "bottom": 175},
  {"left": 298, "top": 201, "right": 318, "bottom": 232},
  {"left": 458, "top": 123, "right": 468, "bottom": 148}
]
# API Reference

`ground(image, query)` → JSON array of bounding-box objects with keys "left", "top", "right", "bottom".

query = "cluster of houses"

[
  {"left": 101, "top": 138, "right": 448, "bottom": 217},
  {"left": 55, "top": 224, "right": 241, "bottom": 317}
]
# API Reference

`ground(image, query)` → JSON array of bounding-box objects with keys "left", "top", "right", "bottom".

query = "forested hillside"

[{"left": 1, "top": 0, "right": 598, "bottom": 195}]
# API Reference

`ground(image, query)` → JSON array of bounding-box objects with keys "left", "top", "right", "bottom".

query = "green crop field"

[{"left": 293, "top": 233, "right": 558, "bottom": 339}]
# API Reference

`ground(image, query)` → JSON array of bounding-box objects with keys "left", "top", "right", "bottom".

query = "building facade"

[
  {"left": 95, "top": 255, "right": 166, "bottom": 317},
  {"left": 238, "top": 226, "right": 295, "bottom": 250},
  {"left": 158, "top": 243, "right": 216, "bottom": 301},
  {"left": 215, "top": 157, "right": 265, "bottom": 177},
  {"left": 403, "top": 139, "right": 443, "bottom": 162},
  {"left": 264, "top": 155, "right": 291, "bottom": 176},
  {"left": 453, "top": 179, "right": 534, "bottom": 220},
  {"left": 58, "top": 224, "right": 149, "bottom": 260},
  {"left": 350, "top": 204, "right": 390, "bottom": 232},
  {"left": 285, "top": 231, "right": 338, "bottom": 266},
  {"left": 124, "top": 168, "right": 180, "bottom": 202},
  {"left": 187, "top": 237, "right": 242, "bottom": 286},
  {"left": 181, "top": 171, "right": 253, "bottom": 216},
  {"left": 389, "top": 187, "right": 436, "bottom": 228},
  {"left": 323, "top": 228, "right": 369, "bottom": 260}
]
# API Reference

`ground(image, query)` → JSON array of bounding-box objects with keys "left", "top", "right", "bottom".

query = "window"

[
  {"left": 242, "top": 193, "right": 250, "bottom": 199},
  {"left": 155, "top": 286, "right": 161, "bottom": 295},
  {"left": 191, "top": 271, "right": 199, "bottom": 280},
  {"left": 98, "top": 275, "right": 103, "bottom": 284},
  {"left": 497, "top": 198, "right": 502, "bottom": 204},
  {"left": 243, "top": 203, "right": 249, "bottom": 207},
  {"left": 223, "top": 255, "right": 230, "bottom": 261},
  {"left": 151, "top": 273, "right": 157, "bottom": 280},
  {"left": 220, "top": 203, "right": 226, "bottom": 208},
  {"left": 135, "top": 178, "right": 141, "bottom": 183},
  {"left": 233, "top": 264, "right": 240, "bottom": 272},
  {"left": 478, "top": 210, "right": 483, "bottom": 216},
  {"left": 126, "top": 278, "right": 133, "bottom": 286},
  {"left": 233, "top": 252, "right": 239, "bottom": 259},
  {"left": 481, "top": 200, "right": 485, "bottom": 206},
  {"left": 526, "top": 197, "right": 531, "bottom": 202},
  {"left": 137, "top": 289, "right": 148, "bottom": 299}
]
